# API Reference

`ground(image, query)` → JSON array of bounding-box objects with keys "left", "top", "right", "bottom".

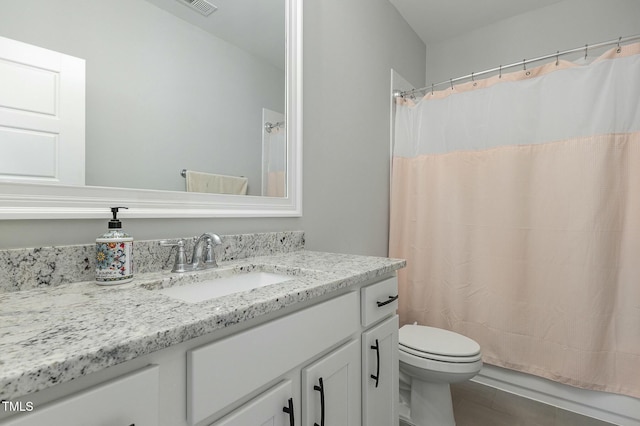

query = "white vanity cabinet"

[
  {"left": 191, "top": 274, "right": 399, "bottom": 426},
  {"left": 360, "top": 276, "right": 400, "bottom": 426},
  {"left": 213, "top": 339, "right": 362, "bottom": 426},
  {"left": 1, "top": 272, "right": 401, "bottom": 426},
  {"left": 188, "top": 291, "right": 360, "bottom": 426}
]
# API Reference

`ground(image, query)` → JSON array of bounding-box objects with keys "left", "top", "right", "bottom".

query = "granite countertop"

[{"left": 0, "top": 250, "right": 405, "bottom": 401}]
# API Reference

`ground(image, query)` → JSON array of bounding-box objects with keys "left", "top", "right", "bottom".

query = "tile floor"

[{"left": 450, "top": 381, "right": 616, "bottom": 426}]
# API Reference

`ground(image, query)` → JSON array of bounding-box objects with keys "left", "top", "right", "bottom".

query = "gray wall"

[
  {"left": 425, "top": 0, "right": 640, "bottom": 85},
  {"left": 0, "top": 0, "right": 426, "bottom": 255},
  {"left": 301, "top": 0, "right": 425, "bottom": 256}
]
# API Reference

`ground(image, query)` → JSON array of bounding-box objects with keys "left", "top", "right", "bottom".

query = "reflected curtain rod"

[{"left": 395, "top": 34, "right": 640, "bottom": 98}]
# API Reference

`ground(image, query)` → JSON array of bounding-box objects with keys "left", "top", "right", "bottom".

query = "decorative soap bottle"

[{"left": 95, "top": 207, "right": 134, "bottom": 285}]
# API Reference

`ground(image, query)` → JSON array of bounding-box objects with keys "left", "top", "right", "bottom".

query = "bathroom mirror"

[{"left": 0, "top": 0, "right": 302, "bottom": 218}]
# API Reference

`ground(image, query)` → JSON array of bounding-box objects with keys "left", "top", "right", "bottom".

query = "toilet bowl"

[{"left": 398, "top": 324, "right": 482, "bottom": 426}]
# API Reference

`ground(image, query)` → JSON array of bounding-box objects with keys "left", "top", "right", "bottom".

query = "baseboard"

[{"left": 472, "top": 365, "right": 640, "bottom": 426}]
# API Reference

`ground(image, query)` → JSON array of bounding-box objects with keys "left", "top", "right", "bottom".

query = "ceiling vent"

[{"left": 178, "top": 0, "right": 218, "bottom": 16}]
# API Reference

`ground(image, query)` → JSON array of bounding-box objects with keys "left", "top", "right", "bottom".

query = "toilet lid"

[{"left": 399, "top": 325, "right": 481, "bottom": 358}]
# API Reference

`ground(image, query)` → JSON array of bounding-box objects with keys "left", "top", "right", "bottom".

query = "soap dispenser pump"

[{"left": 96, "top": 207, "right": 134, "bottom": 285}]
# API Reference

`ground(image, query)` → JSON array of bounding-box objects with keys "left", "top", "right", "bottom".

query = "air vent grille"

[{"left": 179, "top": 0, "right": 217, "bottom": 16}]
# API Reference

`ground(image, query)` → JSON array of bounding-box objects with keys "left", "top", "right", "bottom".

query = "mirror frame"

[{"left": 0, "top": 0, "right": 302, "bottom": 220}]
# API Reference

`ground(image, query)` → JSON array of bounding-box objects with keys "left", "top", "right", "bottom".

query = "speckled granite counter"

[{"left": 0, "top": 250, "right": 405, "bottom": 401}]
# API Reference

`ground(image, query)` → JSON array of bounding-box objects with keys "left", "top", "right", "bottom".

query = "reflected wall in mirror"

[{"left": 0, "top": 0, "right": 286, "bottom": 197}]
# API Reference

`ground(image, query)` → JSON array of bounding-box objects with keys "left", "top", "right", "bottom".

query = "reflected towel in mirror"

[{"left": 185, "top": 171, "right": 248, "bottom": 195}]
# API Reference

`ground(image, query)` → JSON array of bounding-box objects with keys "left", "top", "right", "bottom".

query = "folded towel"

[{"left": 185, "top": 171, "right": 248, "bottom": 195}]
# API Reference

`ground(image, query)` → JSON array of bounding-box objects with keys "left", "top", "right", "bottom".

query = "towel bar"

[{"left": 181, "top": 169, "right": 245, "bottom": 178}]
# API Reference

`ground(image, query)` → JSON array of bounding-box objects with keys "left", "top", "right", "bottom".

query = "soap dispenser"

[{"left": 96, "top": 207, "right": 134, "bottom": 285}]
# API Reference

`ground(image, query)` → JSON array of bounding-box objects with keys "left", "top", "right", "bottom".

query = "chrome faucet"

[
  {"left": 191, "top": 232, "right": 222, "bottom": 270},
  {"left": 160, "top": 232, "right": 222, "bottom": 273}
]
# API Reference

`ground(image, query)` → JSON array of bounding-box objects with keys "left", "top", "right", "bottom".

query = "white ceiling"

[
  {"left": 389, "top": 0, "right": 564, "bottom": 43},
  {"left": 144, "top": 0, "right": 566, "bottom": 70},
  {"left": 144, "top": 0, "right": 285, "bottom": 70}
]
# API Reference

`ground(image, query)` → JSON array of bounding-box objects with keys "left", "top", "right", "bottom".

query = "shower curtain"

[
  {"left": 262, "top": 109, "right": 287, "bottom": 197},
  {"left": 389, "top": 43, "right": 640, "bottom": 398},
  {"left": 265, "top": 124, "right": 286, "bottom": 197}
]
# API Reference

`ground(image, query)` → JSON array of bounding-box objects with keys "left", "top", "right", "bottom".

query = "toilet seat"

[
  {"left": 399, "top": 348, "right": 482, "bottom": 376},
  {"left": 399, "top": 325, "right": 481, "bottom": 363},
  {"left": 399, "top": 344, "right": 481, "bottom": 363}
]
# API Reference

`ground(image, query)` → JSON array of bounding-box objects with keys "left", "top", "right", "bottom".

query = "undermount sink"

[{"left": 154, "top": 271, "right": 293, "bottom": 303}]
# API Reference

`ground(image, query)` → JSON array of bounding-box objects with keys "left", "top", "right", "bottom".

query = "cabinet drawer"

[
  {"left": 361, "top": 276, "right": 398, "bottom": 327},
  {"left": 188, "top": 291, "right": 359, "bottom": 425},
  {"left": 0, "top": 365, "right": 159, "bottom": 426}
]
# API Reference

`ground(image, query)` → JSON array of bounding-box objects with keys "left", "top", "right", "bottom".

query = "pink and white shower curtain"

[{"left": 389, "top": 43, "right": 640, "bottom": 397}]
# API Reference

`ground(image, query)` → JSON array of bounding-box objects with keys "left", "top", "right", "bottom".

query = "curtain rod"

[{"left": 395, "top": 34, "right": 640, "bottom": 98}]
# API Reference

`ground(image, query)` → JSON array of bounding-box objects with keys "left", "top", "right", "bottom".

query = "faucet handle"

[{"left": 160, "top": 239, "right": 188, "bottom": 273}]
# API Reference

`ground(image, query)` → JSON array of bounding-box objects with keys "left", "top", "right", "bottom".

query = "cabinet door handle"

[
  {"left": 282, "top": 397, "right": 295, "bottom": 426},
  {"left": 376, "top": 295, "right": 398, "bottom": 307},
  {"left": 370, "top": 339, "right": 380, "bottom": 388},
  {"left": 313, "top": 377, "right": 325, "bottom": 426}
]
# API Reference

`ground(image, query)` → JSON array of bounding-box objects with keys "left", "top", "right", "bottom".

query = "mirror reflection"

[{"left": 0, "top": 0, "right": 286, "bottom": 197}]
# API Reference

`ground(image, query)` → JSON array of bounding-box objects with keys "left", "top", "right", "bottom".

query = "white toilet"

[{"left": 398, "top": 324, "right": 482, "bottom": 426}]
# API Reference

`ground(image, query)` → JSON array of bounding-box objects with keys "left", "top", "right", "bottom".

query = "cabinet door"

[
  {"left": 0, "top": 365, "right": 159, "bottom": 426},
  {"left": 211, "top": 380, "right": 295, "bottom": 426},
  {"left": 302, "top": 339, "right": 361, "bottom": 426},
  {"left": 362, "top": 315, "right": 399, "bottom": 426}
]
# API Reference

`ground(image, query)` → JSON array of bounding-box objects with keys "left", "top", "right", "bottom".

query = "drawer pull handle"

[
  {"left": 370, "top": 339, "right": 380, "bottom": 388},
  {"left": 376, "top": 295, "right": 398, "bottom": 307},
  {"left": 282, "top": 397, "right": 295, "bottom": 426},
  {"left": 313, "top": 377, "right": 325, "bottom": 426}
]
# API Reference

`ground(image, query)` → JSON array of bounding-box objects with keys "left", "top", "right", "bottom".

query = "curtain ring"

[
  {"left": 523, "top": 59, "right": 527, "bottom": 71},
  {"left": 555, "top": 51, "right": 559, "bottom": 66},
  {"left": 499, "top": 65, "right": 502, "bottom": 79},
  {"left": 450, "top": 78, "right": 454, "bottom": 90},
  {"left": 584, "top": 44, "right": 588, "bottom": 60},
  {"left": 617, "top": 36, "right": 622, "bottom": 53},
  {"left": 471, "top": 72, "right": 477, "bottom": 86},
  {"left": 431, "top": 83, "right": 434, "bottom": 95}
]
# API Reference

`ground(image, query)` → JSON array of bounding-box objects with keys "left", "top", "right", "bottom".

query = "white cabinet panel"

[
  {"left": 362, "top": 315, "right": 399, "bottom": 426},
  {"left": 302, "top": 339, "right": 361, "bottom": 426},
  {"left": 188, "top": 292, "right": 359, "bottom": 425},
  {"left": 211, "top": 380, "right": 295, "bottom": 426},
  {"left": 0, "top": 365, "right": 159, "bottom": 426}
]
